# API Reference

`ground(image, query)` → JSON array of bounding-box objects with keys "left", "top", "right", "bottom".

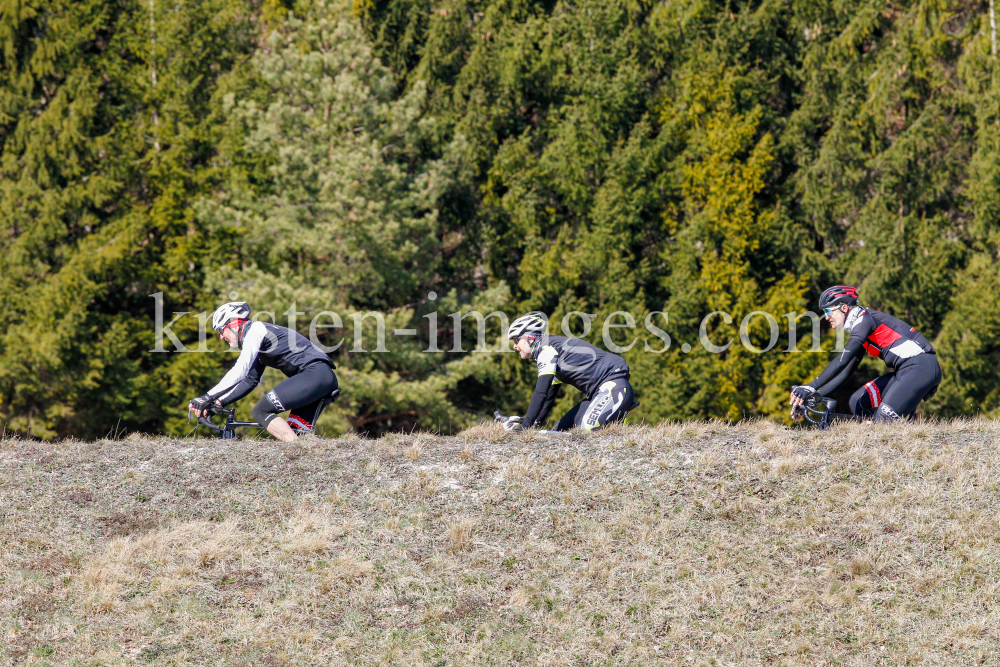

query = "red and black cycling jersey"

[{"left": 810, "top": 306, "right": 934, "bottom": 395}]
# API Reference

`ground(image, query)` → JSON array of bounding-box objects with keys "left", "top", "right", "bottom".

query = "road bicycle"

[
  {"left": 190, "top": 388, "right": 342, "bottom": 439},
  {"left": 790, "top": 386, "right": 863, "bottom": 429},
  {"left": 492, "top": 398, "right": 641, "bottom": 433}
]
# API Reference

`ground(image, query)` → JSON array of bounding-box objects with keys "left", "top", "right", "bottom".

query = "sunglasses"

[{"left": 822, "top": 307, "right": 839, "bottom": 316}]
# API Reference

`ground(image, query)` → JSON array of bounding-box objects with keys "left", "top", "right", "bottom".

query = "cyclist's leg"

[
  {"left": 574, "top": 379, "right": 635, "bottom": 431},
  {"left": 287, "top": 370, "right": 339, "bottom": 433},
  {"left": 553, "top": 401, "right": 586, "bottom": 431},
  {"left": 848, "top": 373, "right": 895, "bottom": 418},
  {"left": 874, "top": 354, "right": 942, "bottom": 421},
  {"left": 252, "top": 363, "right": 337, "bottom": 437},
  {"left": 600, "top": 378, "right": 635, "bottom": 425}
]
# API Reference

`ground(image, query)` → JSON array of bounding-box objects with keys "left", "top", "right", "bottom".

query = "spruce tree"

[{"left": 196, "top": 0, "right": 508, "bottom": 435}]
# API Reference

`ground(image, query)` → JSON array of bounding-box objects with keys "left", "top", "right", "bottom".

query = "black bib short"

[
  {"left": 848, "top": 353, "right": 941, "bottom": 421},
  {"left": 553, "top": 377, "right": 635, "bottom": 431},
  {"left": 252, "top": 362, "right": 338, "bottom": 430}
]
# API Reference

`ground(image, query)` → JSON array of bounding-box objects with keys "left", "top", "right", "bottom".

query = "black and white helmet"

[
  {"left": 212, "top": 301, "right": 251, "bottom": 332},
  {"left": 507, "top": 311, "right": 548, "bottom": 340}
]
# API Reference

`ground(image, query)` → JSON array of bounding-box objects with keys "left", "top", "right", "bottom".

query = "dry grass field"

[{"left": 3, "top": 419, "right": 1000, "bottom": 666}]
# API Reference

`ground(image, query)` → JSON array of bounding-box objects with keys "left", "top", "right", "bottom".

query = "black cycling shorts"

[
  {"left": 849, "top": 353, "right": 941, "bottom": 421},
  {"left": 252, "top": 362, "right": 338, "bottom": 429},
  {"left": 553, "top": 377, "right": 635, "bottom": 431}
]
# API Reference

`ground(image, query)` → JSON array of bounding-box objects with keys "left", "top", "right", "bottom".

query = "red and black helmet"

[{"left": 818, "top": 285, "right": 859, "bottom": 310}]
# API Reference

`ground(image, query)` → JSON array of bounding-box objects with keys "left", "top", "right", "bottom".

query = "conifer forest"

[{"left": 2, "top": 0, "right": 1000, "bottom": 439}]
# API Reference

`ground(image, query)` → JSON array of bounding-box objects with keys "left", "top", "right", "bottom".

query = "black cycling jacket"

[
  {"left": 522, "top": 335, "right": 630, "bottom": 427},
  {"left": 810, "top": 306, "right": 934, "bottom": 395},
  {"left": 206, "top": 321, "right": 335, "bottom": 406}
]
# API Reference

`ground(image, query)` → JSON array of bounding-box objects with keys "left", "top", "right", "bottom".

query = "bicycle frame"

[
  {"left": 191, "top": 388, "right": 342, "bottom": 439},
  {"left": 196, "top": 408, "right": 262, "bottom": 439}
]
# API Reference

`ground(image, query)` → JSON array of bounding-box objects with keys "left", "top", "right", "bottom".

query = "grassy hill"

[{"left": 3, "top": 420, "right": 999, "bottom": 666}]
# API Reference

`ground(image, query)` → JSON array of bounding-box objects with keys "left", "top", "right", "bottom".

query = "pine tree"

[
  {"left": 195, "top": 0, "right": 508, "bottom": 435},
  {"left": 6, "top": 0, "right": 1000, "bottom": 436},
  {"left": 0, "top": 0, "right": 260, "bottom": 437}
]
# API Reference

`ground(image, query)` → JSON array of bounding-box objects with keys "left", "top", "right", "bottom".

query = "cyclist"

[
  {"left": 790, "top": 286, "right": 941, "bottom": 421},
  {"left": 499, "top": 312, "right": 635, "bottom": 432},
  {"left": 188, "top": 301, "right": 338, "bottom": 441}
]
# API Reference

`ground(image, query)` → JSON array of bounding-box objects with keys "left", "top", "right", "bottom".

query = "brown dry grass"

[{"left": 3, "top": 419, "right": 1000, "bottom": 665}]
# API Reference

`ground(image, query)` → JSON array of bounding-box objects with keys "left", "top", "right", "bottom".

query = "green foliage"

[
  {"left": 3, "top": 0, "right": 1000, "bottom": 438},
  {"left": 0, "top": 0, "right": 260, "bottom": 438},
  {"left": 194, "top": 0, "right": 508, "bottom": 435},
  {"left": 363, "top": 0, "right": 1000, "bottom": 424},
  {"left": 204, "top": 3, "right": 451, "bottom": 309},
  {"left": 929, "top": 257, "right": 1000, "bottom": 417}
]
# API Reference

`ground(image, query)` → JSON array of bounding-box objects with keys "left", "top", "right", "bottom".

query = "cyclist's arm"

[
  {"left": 205, "top": 322, "right": 266, "bottom": 405},
  {"left": 807, "top": 334, "right": 865, "bottom": 394},
  {"left": 523, "top": 344, "right": 560, "bottom": 427},
  {"left": 523, "top": 375, "right": 560, "bottom": 428},
  {"left": 813, "top": 355, "right": 859, "bottom": 396},
  {"left": 535, "top": 380, "right": 561, "bottom": 426}
]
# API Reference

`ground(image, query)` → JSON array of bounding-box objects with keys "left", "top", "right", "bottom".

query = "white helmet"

[
  {"left": 507, "top": 311, "right": 548, "bottom": 340},
  {"left": 212, "top": 301, "right": 251, "bottom": 332}
]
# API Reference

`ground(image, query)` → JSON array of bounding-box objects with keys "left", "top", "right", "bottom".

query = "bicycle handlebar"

[
  {"left": 197, "top": 416, "right": 224, "bottom": 433},
  {"left": 790, "top": 385, "right": 836, "bottom": 428},
  {"left": 791, "top": 385, "right": 820, "bottom": 403}
]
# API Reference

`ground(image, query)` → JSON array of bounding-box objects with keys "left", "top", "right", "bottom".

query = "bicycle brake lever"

[{"left": 197, "top": 416, "right": 223, "bottom": 433}]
